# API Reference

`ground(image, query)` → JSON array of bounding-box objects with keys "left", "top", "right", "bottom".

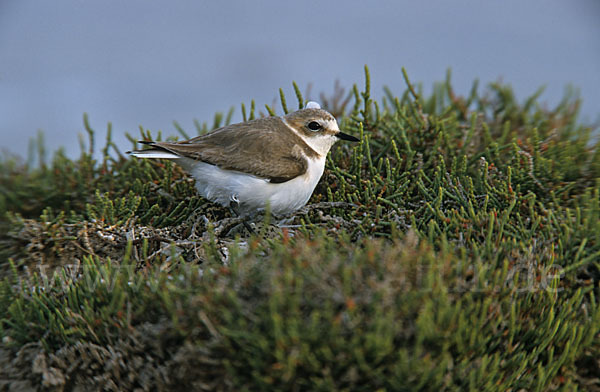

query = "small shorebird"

[{"left": 129, "top": 101, "right": 359, "bottom": 216}]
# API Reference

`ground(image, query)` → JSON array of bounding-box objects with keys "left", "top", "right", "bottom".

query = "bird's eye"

[{"left": 308, "top": 121, "right": 322, "bottom": 131}]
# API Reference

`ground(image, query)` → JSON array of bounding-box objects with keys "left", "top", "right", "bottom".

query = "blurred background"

[{"left": 1, "top": 0, "right": 599, "bottom": 158}]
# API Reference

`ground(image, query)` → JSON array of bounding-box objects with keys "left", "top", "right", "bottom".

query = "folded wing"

[{"left": 132, "top": 117, "right": 315, "bottom": 183}]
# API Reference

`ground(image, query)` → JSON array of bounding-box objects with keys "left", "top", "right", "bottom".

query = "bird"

[{"left": 128, "top": 101, "right": 359, "bottom": 217}]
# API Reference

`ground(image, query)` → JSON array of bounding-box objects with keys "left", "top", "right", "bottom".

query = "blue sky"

[{"left": 1, "top": 0, "right": 598, "bottom": 158}]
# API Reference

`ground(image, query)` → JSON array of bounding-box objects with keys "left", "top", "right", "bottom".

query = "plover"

[{"left": 129, "top": 102, "right": 359, "bottom": 216}]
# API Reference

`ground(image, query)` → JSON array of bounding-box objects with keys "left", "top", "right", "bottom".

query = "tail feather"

[{"left": 127, "top": 141, "right": 181, "bottom": 159}]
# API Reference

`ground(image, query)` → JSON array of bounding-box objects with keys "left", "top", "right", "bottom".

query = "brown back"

[{"left": 148, "top": 116, "right": 319, "bottom": 183}]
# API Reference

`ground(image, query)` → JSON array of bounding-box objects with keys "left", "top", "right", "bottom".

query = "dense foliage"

[{"left": 0, "top": 68, "right": 599, "bottom": 391}]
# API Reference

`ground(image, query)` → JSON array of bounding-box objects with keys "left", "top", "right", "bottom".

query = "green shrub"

[{"left": 0, "top": 67, "right": 598, "bottom": 391}]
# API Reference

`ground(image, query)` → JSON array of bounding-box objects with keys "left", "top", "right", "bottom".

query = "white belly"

[{"left": 179, "top": 156, "right": 326, "bottom": 216}]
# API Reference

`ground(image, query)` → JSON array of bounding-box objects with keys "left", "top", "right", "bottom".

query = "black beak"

[{"left": 335, "top": 131, "right": 360, "bottom": 142}]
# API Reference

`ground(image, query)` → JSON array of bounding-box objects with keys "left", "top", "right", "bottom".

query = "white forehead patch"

[
  {"left": 324, "top": 118, "right": 339, "bottom": 132},
  {"left": 305, "top": 101, "right": 321, "bottom": 109}
]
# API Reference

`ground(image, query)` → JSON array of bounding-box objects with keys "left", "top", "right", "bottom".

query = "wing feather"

[{"left": 143, "top": 117, "right": 317, "bottom": 183}]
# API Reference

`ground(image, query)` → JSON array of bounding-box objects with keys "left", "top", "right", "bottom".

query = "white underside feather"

[{"left": 178, "top": 156, "right": 326, "bottom": 216}]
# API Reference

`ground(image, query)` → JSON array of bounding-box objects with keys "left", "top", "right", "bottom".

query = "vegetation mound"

[{"left": 1, "top": 68, "right": 599, "bottom": 391}]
